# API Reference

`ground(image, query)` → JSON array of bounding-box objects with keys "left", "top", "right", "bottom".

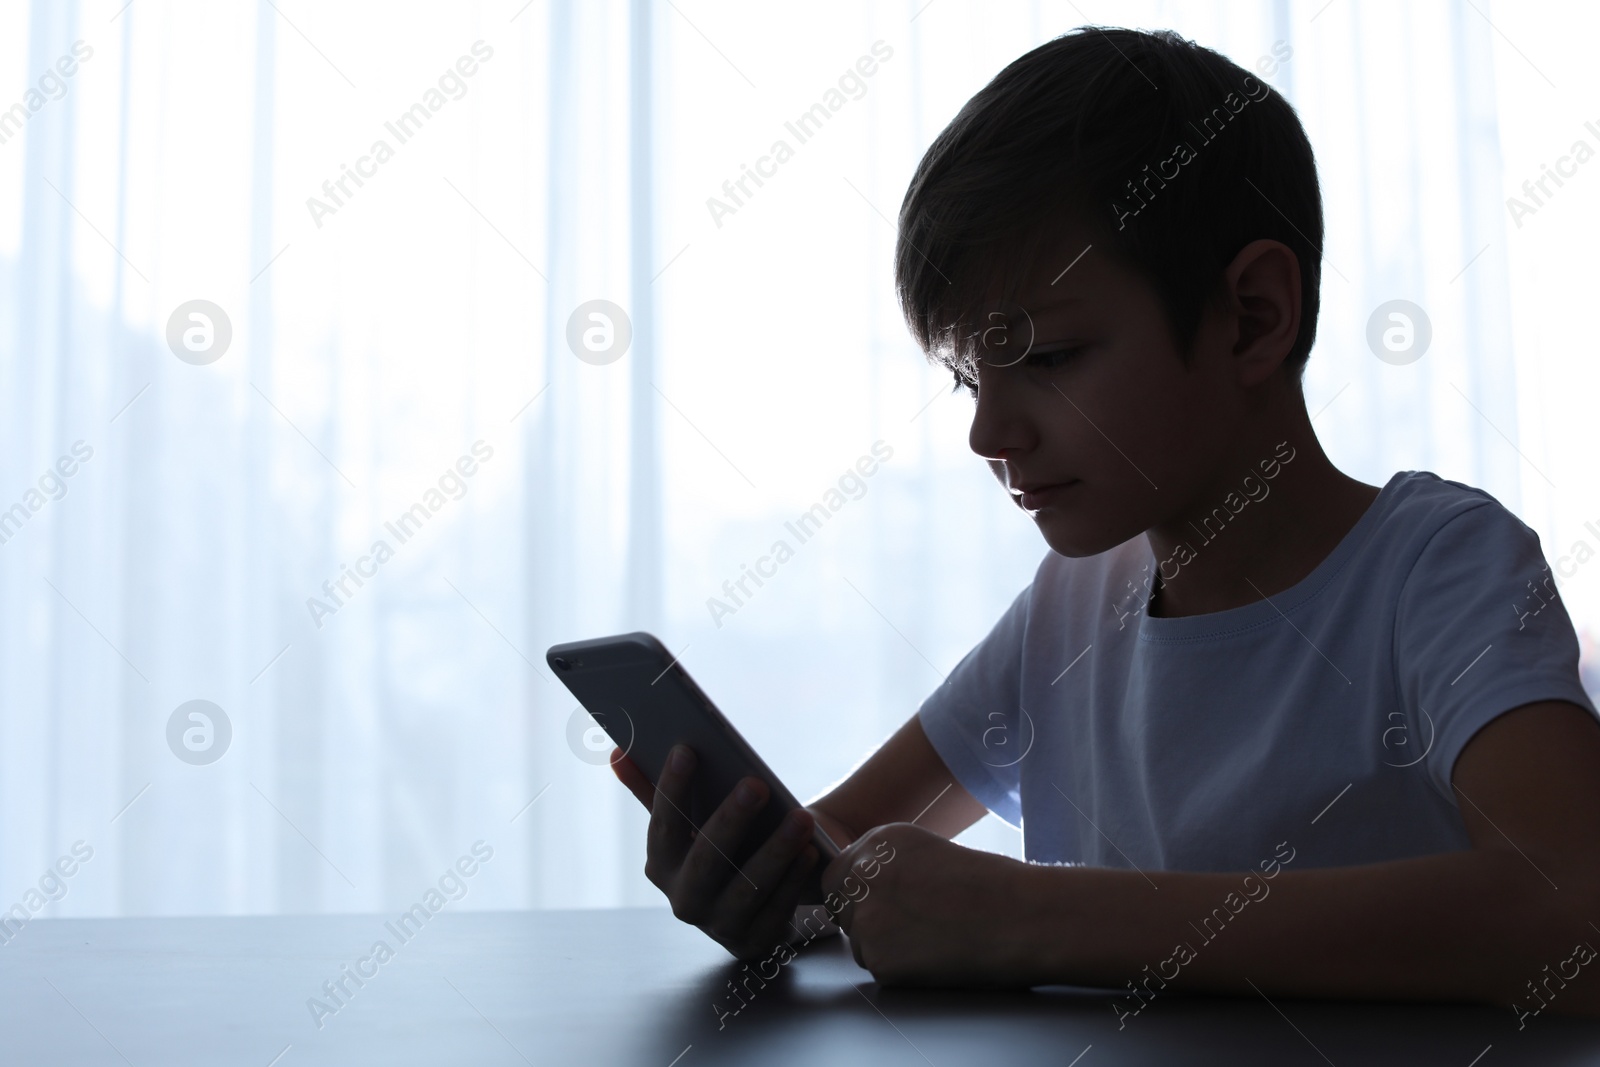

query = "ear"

[{"left": 1220, "top": 239, "right": 1301, "bottom": 387}]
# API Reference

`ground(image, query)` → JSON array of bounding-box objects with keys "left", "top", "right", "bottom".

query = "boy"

[{"left": 613, "top": 27, "right": 1600, "bottom": 1017}]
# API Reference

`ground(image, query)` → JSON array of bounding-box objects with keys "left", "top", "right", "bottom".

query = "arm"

[
  {"left": 828, "top": 700, "right": 1600, "bottom": 1017},
  {"left": 1036, "top": 700, "right": 1600, "bottom": 1010},
  {"left": 806, "top": 712, "right": 989, "bottom": 848}
]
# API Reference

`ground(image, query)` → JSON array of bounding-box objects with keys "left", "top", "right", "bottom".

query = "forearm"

[
  {"left": 1025, "top": 848, "right": 1599, "bottom": 1012},
  {"left": 805, "top": 714, "right": 988, "bottom": 846}
]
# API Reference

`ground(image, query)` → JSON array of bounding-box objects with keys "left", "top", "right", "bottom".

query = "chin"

[{"left": 1032, "top": 508, "right": 1140, "bottom": 559}]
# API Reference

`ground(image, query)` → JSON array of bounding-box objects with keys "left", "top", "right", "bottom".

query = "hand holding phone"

[
  {"left": 548, "top": 632, "right": 843, "bottom": 960},
  {"left": 611, "top": 742, "right": 838, "bottom": 960}
]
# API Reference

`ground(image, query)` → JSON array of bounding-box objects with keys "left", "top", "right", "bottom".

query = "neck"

[{"left": 1145, "top": 390, "right": 1379, "bottom": 619}]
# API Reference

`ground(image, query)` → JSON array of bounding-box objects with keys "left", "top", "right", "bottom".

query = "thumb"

[{"left": 609, "top": 749, "right": 655, "bottom": 809}]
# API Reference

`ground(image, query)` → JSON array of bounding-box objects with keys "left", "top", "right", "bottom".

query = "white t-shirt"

[{"left": 918, "top": 471, "right": 1598, "bottom": 872}]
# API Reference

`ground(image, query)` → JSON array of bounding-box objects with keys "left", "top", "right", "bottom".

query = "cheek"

[
  {"left": 1083, "top": 352, "right": 1216, "bottom": 478},
  {"left": 1044, "top": 363, "right": 1173, "bottom": 479},
  {"left": 1129, "top": 389, "right": 1205, "bottom": 474},
  {"left": 1027, "top": 364, "right": 1197, "bottom": 551}
]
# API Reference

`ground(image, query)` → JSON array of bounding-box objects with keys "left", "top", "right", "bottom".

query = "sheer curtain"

[{"left": 0, "top": 0, "right": 1591, "bottom": 917}]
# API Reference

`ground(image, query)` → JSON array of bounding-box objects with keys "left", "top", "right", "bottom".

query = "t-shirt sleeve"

[
  {"left": 915, "top": 583, "right": 1032, "bottom": 828},
  {"left": 1395, "top": 502, "right": 1599, "bottom": 804}
]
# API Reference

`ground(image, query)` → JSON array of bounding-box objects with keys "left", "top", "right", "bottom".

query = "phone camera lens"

[{"left": 552, "top": 657, "right": 571, "bottom": 671}]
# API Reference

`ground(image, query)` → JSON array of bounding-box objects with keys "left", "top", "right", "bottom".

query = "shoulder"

[
  {"left": 1361, "top": 472, "right": 1541, "bottom": 595},
  {"left": 1378, "top": 470, "right": 1530, "bottom": 543}
]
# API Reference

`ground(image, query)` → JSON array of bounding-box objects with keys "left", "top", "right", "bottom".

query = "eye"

[
  {"left": 951, "top": 368, "right": 978, "bottom": 396},
  {"left": 1024, "top": 346, "right": 1084, "bottom": 369}
]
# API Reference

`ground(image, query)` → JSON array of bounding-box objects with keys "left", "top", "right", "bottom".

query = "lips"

[
  {"left": 1010, "top": 479, "right": 1080, "bottom": 510},
  {"left": 1008, "top": 476, "right": 1077, "bottom": 494}
]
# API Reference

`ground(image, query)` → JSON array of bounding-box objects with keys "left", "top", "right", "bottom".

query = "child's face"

[{"left": 964, "top": 225, "right": 1248, "bottom": 558}]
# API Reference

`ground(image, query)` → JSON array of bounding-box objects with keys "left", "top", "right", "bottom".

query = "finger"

[
  {"left": 848, "top": 927, "right": 868, "bottom": 971},
  {"left": 610, "top": 749, "right": 654, "bottom": 809},
  {"left": 705, "top": 808, "right": 815, "bottom": 942},
  {"left": 646, "top": 745, "right": 698, "bottom": 884},
  {"left": 791, "top": 900, "right": 841, "bottom": 942},
  {"left": 726, "top": 845, "right": 819, "bottom": 961},
  {"left": 819, "top": 847, "right": 855, "bottom": 910},
  {"left": 819, "top": 848, "right": 867, "bottom": 935},
  {"left": 671, "top": 775, "right": 771, "bottom": 921}
]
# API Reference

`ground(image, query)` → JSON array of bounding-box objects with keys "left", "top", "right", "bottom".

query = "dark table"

[{"left": 1, "top": 907, "right": 1595, "bottom": 1065}]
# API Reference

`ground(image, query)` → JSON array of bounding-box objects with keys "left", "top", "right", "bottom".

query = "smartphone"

[{"left": 547, "top": 632, "right": 842, "bottom": 895}]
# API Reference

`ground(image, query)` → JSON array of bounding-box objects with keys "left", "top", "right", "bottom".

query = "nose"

[{"left": 967, "top": 365, "right": 1034, "bottom": 465}]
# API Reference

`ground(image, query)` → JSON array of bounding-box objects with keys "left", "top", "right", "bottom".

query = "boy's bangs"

[{"left": 900, "top": 208, "right": 1076, "bottom": 383}]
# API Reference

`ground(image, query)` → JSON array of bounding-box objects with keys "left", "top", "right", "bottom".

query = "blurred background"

[{"left": 0, "top": 0, "right": 1596, "bottom": 917}]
